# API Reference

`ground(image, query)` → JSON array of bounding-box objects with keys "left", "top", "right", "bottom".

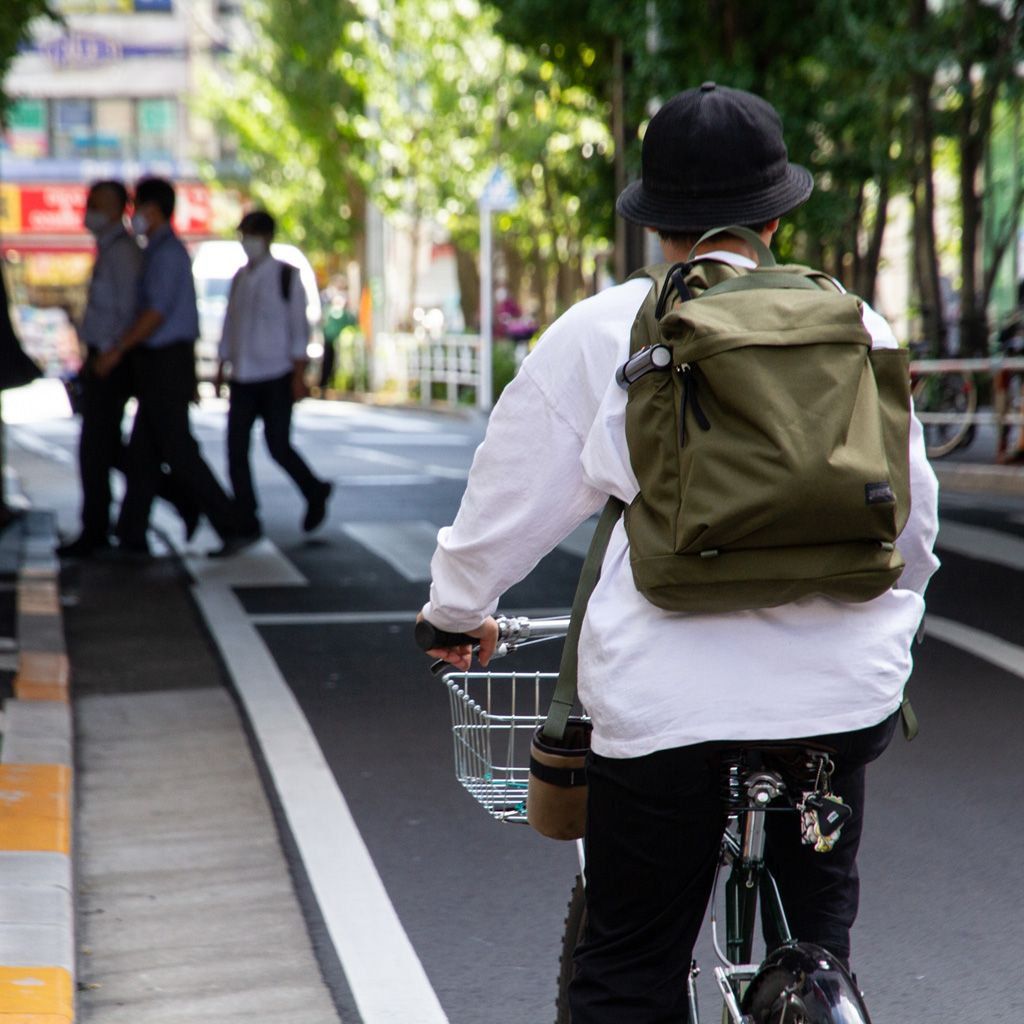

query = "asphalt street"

[{"left": 6, "top": 381, "right": 1024, "bottom": 1023}]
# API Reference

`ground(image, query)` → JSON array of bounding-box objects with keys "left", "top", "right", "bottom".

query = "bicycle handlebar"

[{"left": 415, "top": 614, "right": 571, "bottom": 673}]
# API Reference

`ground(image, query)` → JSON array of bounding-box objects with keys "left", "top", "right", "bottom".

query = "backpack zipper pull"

[{"left": 677, "top": 363, "right": 711, "bottom": 447}]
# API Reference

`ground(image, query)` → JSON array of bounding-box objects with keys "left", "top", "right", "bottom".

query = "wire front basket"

[{"left": 444, "top": 670, "right": 561, "bottom": 824}]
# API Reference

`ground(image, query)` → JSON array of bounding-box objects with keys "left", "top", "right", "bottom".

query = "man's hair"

[
  {"left": 657, "top": 221, "right": 774, "bottom": 252},
  {"left": 134, "top": 177, "right": 176, "bottom": 219},
  {"left": 238, "top": 210, "right": 276, "bottom": 238},
  {"left": 88, "top": 179, "right": 128, "bottom": 213}
]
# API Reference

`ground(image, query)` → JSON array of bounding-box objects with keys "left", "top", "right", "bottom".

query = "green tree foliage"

[
  {"left": 0, "top": 1, "right": 59, "bottom": 116},
  {"left": 200, "top": 0, "right": 369, "bottom": 254}
]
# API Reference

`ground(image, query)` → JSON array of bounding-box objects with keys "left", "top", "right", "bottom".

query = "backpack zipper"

[{"left": 677, "top": 363, "right": 711, "bottom": 446}]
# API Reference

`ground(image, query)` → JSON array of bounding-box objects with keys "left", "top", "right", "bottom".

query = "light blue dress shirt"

[{"left": 137, "top": 224, "right": 199, "bottom": 348}]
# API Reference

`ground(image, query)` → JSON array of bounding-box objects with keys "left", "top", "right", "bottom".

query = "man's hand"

[
  {"left": 93, "top": 347, "right": 122, "bottom": 379},
  {"left": 417, "top": 613, "right": 499, "bottom": 671},
  {"left": 291, "top": 369, "right": 309, "bottom": 403}
]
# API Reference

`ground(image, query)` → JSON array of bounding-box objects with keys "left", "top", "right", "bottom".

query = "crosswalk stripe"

[{"left": 342, "top": 521, "right": 440, "bottom": 582}]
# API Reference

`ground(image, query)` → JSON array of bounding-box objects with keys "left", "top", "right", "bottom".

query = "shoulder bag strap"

[{"left": 541, "top": 496, "right": 624, "bottom": 741}]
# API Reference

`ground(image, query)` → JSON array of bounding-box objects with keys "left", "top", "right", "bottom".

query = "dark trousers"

[
  {"left": 116, "top": 341, "right": 241, "bottom": 546},
  {"left": 568, "top": 711, "right": 899, "bottom": 1024},
  {"left": 227, "top": 373, "right": 322, "bottom": 533},
  {"left": 77, "top": 348, "right": 197, "bottom": 542}
]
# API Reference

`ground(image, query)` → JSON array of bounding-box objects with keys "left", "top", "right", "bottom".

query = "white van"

[{"left": 191, "top": 239, "right": 323, "bottom": 382}]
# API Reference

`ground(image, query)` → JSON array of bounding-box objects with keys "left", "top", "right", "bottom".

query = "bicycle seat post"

[{"left": 740, "top": 771, "right": 784, "bottom": 865}]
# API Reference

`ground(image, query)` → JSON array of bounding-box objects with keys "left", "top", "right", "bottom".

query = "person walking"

[
  {"left": 419, "top": 83, "right": 940, "bottom": 1021},
  {"left": 215, "top": 210, "right": 332, "bottom": 537},
  {"left": 95, "top": 176, "right": 256, "bottom": 559},
  {"left": 57, "top": 180, "right": 198, "bottom": 559}
]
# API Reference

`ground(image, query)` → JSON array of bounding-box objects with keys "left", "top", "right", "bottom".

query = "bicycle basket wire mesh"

[{"left": 444, "top": 670, "right": 561, "bottom": 823}]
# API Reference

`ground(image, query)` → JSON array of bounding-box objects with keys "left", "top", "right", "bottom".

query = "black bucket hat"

[{"left": 616, "top": 82, "right": 813, "bottom": 233}]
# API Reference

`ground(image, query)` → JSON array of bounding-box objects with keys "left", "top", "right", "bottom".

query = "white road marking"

[
  {"left": 192, "top": 583, "right": 449, "bottom": 1024},
  {"left": 342, "top": 520, "right": 440, "bottom": 581},
  {"left": 340, "top": 432, "right": 475, "bottom": 447},
  {"left": 936, "top": 520, "right": 1024, "bottom": 572},
  {"left": 334, "top": 444, "right": 469, "bottom": 480},
  {"left": 7, "top": 425, "right": 74, "bottom": 465},
  {"left": 925, "top": 615, "right": 1024, "bottom": 680}
]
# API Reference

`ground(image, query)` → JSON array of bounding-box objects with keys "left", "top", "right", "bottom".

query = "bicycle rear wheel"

[
  {"left": 555, "top": 875, "right": 586, "bottom": 1024},
  {"left": 911, "top": 373, "right": 977, "bottom": 458}
]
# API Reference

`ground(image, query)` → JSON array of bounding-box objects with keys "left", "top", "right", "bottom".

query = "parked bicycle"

[{"left": 416, "top": 615, "right": 873, "bottom": 1024}]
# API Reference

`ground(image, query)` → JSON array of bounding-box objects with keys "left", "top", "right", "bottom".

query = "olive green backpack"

[{"left": 620, "top": 226, "right": 912, "bottom": 615}]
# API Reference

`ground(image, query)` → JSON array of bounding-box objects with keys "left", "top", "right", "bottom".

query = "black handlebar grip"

[{"left": 414, "top": 620, "right": 477, "bottom": 651}]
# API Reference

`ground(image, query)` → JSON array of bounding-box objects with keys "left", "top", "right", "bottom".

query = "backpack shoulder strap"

[{"left": 279, "top": 261, "right": 294, "bottom": 302}]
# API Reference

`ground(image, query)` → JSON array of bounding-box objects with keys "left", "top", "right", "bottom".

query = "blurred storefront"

[{"left": 1, "top": 0, "right": 237, "bottom": 373}]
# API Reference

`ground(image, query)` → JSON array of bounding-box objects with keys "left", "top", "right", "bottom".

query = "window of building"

[
  {"left": 94, "top": 99, "right": 135, "bottom": 160},
  {"left": 137, "top": 98, "right": 178, "bottom": 161},
  {"left": 52, "top": 98, "right": 94, "bottom": 159},
  {"left": 2, "top": 100, "right": 49, "bottom": 158}
]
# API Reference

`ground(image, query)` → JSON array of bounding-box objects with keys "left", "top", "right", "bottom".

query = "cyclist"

[{"left": 420, "top": 84, "right": 939, "bottom": 1023}]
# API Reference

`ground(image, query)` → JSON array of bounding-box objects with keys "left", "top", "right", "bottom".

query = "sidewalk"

[{"left": 1, "top": 473, "right": 342, "bottom": 1020}]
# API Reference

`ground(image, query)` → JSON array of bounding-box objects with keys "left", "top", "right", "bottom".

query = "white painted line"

[
  {"left": 334, "top": 474, "right": 443, "bottom": 487},
  {"left": 6, "top": 426, "right": 74, "bottom": 466},
  {"left": 341, "top": 433, "right": 474, "bottom": 447},
  {"left": 252, "top": 610, "right": 420, "bottom": 626},
  {"left": 342, "top": 521, "right": 440, "bottom": 582},
  {"left": 925, "top": 615, "right": 1024, "bottom": 680},
  {"left": 191, "top": 583, "right": 449, "bottom": 1024},
  {"left": 335, "top": 445, "right": 469, "bottom": 481},
  {"left": 936, "top": 520, "right": 1024, "bottom": 572}
]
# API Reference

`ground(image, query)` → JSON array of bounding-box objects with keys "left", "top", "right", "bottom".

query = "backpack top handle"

[{"left": 687, "top": 225, "right": 777, "bottom": 267}]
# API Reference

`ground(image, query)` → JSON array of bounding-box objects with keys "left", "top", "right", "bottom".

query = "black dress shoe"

[
  {"left": 207, "top": 531, "right": 262, "bottom": 559},
  {"left": 56, "top": 535, "right": 111, "bottom": 559},
  {"left": 303, "top": 482, "right": 333, "bottom": 532}
]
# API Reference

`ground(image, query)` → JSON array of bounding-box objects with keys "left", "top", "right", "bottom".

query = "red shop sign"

[{"left": 19, "top": 185, "right": 88, "bottom": 234}]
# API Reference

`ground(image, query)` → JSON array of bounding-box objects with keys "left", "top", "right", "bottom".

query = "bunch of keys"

[{"left": 798, "top": 755, "right": 853, "bottom": 853}]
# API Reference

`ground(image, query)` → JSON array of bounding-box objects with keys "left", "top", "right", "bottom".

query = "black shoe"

[
  {"left": 56, "top": 534, "right": 111, "bottom": 559},
  {"left": 207, "top": 530, "right": 262, "bottom": 559},
  {"left": 303, "top": 482, "right": 333, "bottom": 533}
]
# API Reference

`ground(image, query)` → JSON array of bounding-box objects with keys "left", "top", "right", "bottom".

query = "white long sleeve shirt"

[
  {"left": 80, "top": 223, "right": 141, "bottom": 351},
  {"left": 219, "top": 254, "right": 309, "bottom": 383},
  {"left": 423, "top": 253, "right": 940, "bottom": 759}
]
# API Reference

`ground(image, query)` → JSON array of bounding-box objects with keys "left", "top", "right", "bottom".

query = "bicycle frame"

[{"left": 687, "top": 767, "right": 792, "bottom": 1024}]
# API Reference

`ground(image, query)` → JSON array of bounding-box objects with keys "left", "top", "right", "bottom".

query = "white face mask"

[
  {"left": 240, "top": 236, "right": 269, "bottom": 262},
  {"left": 83, "top": 209, "right": 110, "bottom": 235},
  {"left": 131, "top": 211, "right": 149, "bottom": 235}
]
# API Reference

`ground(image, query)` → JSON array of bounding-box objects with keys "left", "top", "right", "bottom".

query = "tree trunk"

[
  {"left": 858, "top": 174, "right": 890, "bottom": 307},
  {"left": 612, "top": 35, "right": 628, "bottom": 284},
  {"left": 909, "top": 0, "right": 945, "bottom": 354},
  {"left": 454, "top": 242, "right": 480, "bottom": 332}
]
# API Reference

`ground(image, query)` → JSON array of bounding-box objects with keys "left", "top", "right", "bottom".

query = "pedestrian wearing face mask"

[
  {"left": 214, "top": 210, "right": 332, "bottom": 537},
  {"left": 57, "top": 179, "right": 199, "bottom": 559},
  {"left": 94, "top": 176, "right": 257, "bottom": 559}
]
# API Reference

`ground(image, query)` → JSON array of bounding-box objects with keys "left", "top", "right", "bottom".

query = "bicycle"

[
  {"left": 416, "top": 615, "right": 873, "bottom": 1024},
  {"left": 908, "top": 342, "right": 978, "bottom": 458}
]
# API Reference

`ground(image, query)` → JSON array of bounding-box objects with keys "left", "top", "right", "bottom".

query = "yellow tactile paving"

[
  {"left": 0, "top": 965, "right": 73, "bottom": 1021},
  {"left": 13, "top": 655, "right": 69, "bottom": 704},
  {"left": 15, "top": 582, "right": 60, "bottom": 617}
]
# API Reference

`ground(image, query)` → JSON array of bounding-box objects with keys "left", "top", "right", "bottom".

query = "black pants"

[
  {"left": 77, "top": 347, "right": 197, "bottom": 543},
  {"left": 227, "top": 372, "right": 322, "bottom": 533},
  {"left": 116, "top": 341, "right": 241, "bottom": 547},
  {"left": 568, "top": 711, "right": 899, "bottom": 1024}
]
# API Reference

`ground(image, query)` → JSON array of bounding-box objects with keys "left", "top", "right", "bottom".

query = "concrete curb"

[
  {"left": 0, "top": 511, "right": 75, "bottom": 1024},
  {"left": 933, "top": 462, "right": 1024, "bottom": 497}
]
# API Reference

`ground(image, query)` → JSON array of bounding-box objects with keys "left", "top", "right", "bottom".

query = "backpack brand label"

[{"left": 865, "top": 481, "right": 895, "bottom": 505}]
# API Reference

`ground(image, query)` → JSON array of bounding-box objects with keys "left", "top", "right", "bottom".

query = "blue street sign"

[{"left": 479, "top": 167, "right": 518, "bottom": 211}]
